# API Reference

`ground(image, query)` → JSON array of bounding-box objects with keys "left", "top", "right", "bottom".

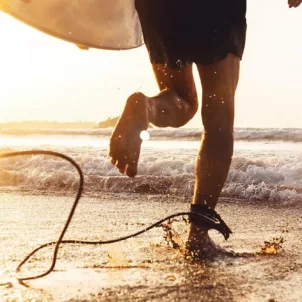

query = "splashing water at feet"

[
  {"left": 258, "top": 237, "right": 284, "bottom": 255},
  {"left": 105, "top": 243, "right": 129, "bottom": 267},
  {"left": 161, "top": 219, "right": 186, "bottom": 251}
]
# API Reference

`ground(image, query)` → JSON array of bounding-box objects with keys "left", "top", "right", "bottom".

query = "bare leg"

[
  {"left": 187, "top": 54, "right": 240, "bottom": 256},
  {"left": 110, "top": 64, "right": 198, "bottom": 177}
]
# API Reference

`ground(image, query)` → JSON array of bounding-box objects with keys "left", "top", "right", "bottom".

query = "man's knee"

[
  {"left": 203, "top": 129, "right": 234, "bottom": 160},
  {"left": 201, "top": 83, "right": 235, "bottom": 133},
  {"left": 202, "top": 93, "right": 234, "bottom": 157},
  {"left": 202, "top": 102, "right": 234, "bottom": 134}
]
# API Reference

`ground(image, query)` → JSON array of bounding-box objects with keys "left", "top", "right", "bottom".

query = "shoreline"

[
  {"left": 1, "top": 187, "right": 301, "bottom": 207},
  {"left": 1, "top": 191, "right": 302, "bottom": 301}
]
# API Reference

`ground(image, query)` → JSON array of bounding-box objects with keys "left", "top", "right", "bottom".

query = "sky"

[{"left": 0, "top": 0, "right": 302, "bottom": 128}]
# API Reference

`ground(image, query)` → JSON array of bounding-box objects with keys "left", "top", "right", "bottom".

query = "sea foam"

[{"left": 1, "top": 135, "right": 302, "bottom": 203}]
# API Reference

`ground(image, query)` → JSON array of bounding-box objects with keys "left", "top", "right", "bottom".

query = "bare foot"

[
  {"left": 186, "top": 225, "right": 234, "bottom": 261},
  {"left": 109, "top": 92, "right": 149, "bottom": 177}
]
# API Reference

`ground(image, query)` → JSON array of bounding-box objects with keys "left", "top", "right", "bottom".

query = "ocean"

[{"left": 1, "top": 127, "right": 302, "bottom": 203}]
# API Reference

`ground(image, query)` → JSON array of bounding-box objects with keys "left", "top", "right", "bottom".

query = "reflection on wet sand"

[{"left": 0, "top": 192, "right": 302, "bottom": 301}]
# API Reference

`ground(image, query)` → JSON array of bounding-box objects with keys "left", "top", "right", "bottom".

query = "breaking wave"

[
  {"left": 2, "top": 127, "right": 302, "bottom": 142},
  {"left": 1, "top": 142, "right": 302, "bottom": 203}
]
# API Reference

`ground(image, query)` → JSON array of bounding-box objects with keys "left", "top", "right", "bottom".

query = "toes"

[
  {"left": 110, "top": 156, "right": 126, "bottom": 174},
  {"left": 116, "top": 159, "right": 127, "bottom": 174},
  {"left": 126, "top": 164, "right": 138, "bottom": 178},
  {"left": 125, "top": 147, "right": 140, "bottom": 177}
]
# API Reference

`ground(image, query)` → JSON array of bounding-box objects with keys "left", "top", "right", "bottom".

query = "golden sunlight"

[{"left": 0, "top": 0, "right": 302, "bottom": 128}]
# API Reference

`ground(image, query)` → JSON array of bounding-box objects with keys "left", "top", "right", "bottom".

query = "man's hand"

[{"left": 288, "top": 0, "right": 302, "bottom": 8}]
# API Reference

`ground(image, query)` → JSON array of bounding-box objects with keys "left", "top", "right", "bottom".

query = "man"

[{"left": 110, "top": 0, "right": 300, "bottom": 257}]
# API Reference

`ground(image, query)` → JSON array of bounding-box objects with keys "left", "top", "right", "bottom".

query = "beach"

[
  {"left": 0, "top": 192, "right": 302, "bottom": 301},
  {"left": 0, "top": 128, "right": 302, "bottom": 301},
  {"left": 1, "top": 0, "right": 302, "bottom": 299}
]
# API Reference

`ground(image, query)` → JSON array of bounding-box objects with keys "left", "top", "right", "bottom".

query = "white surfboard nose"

[{"left": 2, "top": 0, "right": 144, "bottom": 50}]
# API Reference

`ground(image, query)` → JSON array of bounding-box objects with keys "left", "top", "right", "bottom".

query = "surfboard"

[{"left": 0, "top": 0, "right": 144, "bottom": 50}]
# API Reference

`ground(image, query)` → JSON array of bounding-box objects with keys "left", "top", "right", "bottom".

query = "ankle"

[{"left": 188, "top": 225, "right": 209, "bottom": 243}]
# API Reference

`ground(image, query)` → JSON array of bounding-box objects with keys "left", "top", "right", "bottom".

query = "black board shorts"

[{"left": 135, "top": 0, "right": 247, "bottom": 68}]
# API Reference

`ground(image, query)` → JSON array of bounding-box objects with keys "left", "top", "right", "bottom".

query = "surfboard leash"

[{"left": 0, "top": 150, "right": 231, "bottom": 287}]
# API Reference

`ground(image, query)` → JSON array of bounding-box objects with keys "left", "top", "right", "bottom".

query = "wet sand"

[{"left": 0, "top": 192, "right": 302, "bottom": 301}]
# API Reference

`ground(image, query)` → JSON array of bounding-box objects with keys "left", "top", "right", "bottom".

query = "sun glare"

[{"left": 140, "top": 130, "right": 150, "bottom": 141}]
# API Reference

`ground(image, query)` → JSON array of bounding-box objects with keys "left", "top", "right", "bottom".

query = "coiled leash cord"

[{"left": 0, "top": 150, "right": 231, "bottom": 287}]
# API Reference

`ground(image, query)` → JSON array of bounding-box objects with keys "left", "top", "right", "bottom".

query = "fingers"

[{"left": 288, "top": 0, "right": 302, "bottom": 8}]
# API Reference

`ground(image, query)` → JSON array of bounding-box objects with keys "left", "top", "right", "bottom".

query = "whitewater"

[{"left": 1, "top": 127, "right": 302, "bottom": 203}]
